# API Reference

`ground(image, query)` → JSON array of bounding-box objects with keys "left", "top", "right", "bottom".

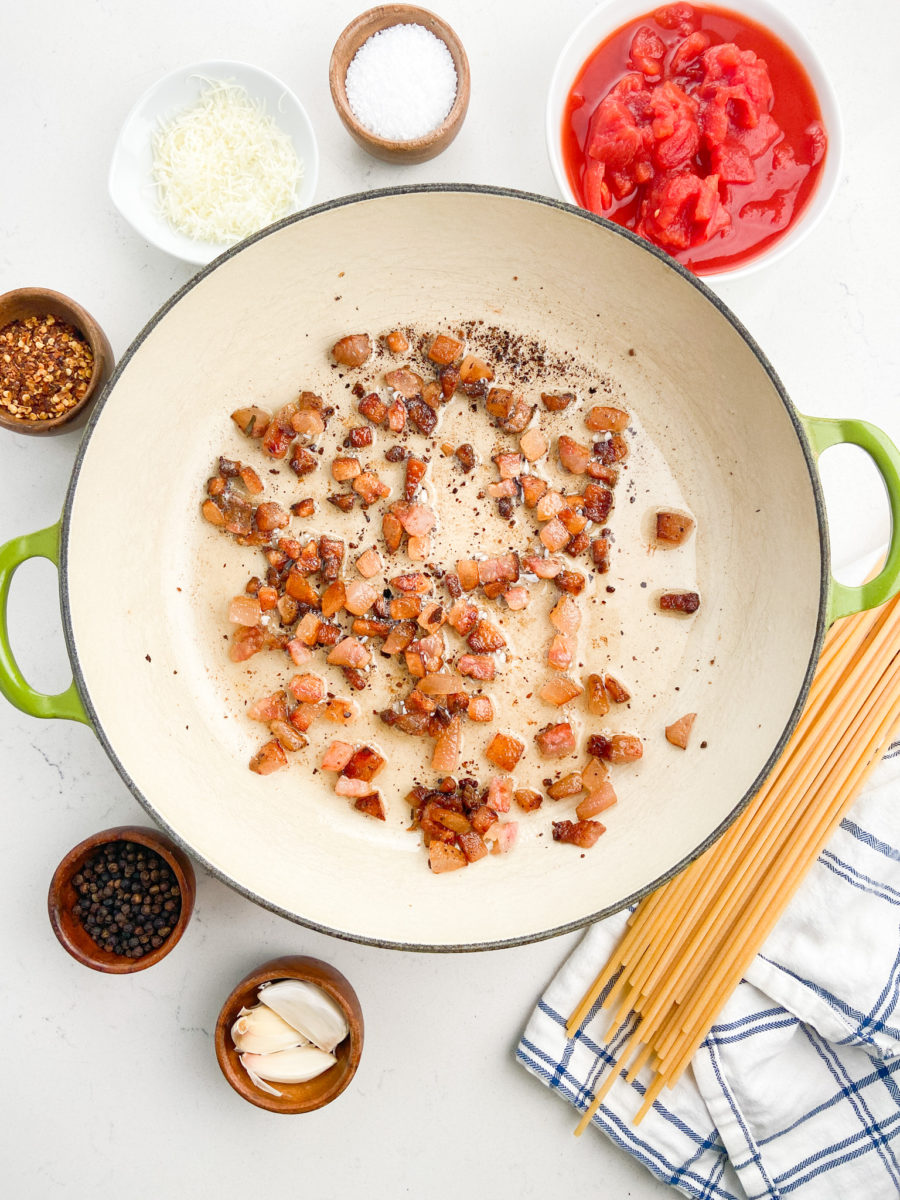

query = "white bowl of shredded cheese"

[{"left": 109, "top": 61, "right": 319, "bottom": 266}]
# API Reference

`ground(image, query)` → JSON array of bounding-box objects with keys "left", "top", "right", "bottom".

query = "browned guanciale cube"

[
  {"left": 459, "top": 355, "right": 494, "bottom": 383},
  {"left": 249, "top": 739, "right": 288, "bottom": 775},
  {"left": 591, "top": 538, "right": 611, "bottom": 572},
  {"left": 665, "top": 712, "right": 697, "bottom": 748},
  {"left": 467, "top": 695, "right": 494, "bottom": 722},
  {"left": 656, "top": 511, "right": 696, "bottom": 546},
  {"left": 592, "top": 434, "right": 629, "bottom": 464},
  {"left": 359, "top": 392, "right": 388, "bottom": 424},
  {"left": 514, "top": 789, "right": 543, "bottom": 813},
  {"left": 428, "top": 334, "right": 464, "bottom": 365},
  {"left": 582, "top": 483, "right": 614, "bottom": 524},
  {"left": 318, "top": 536, "right": 344, "bottom": 581},
  {"left": 541, "top": 391, "right": 574, "bottom": 412},
  {"left": 586, "top": 674, "right": 610, "bottom": 716},
  {"left": 332, "top": 333, "right": 371, "bottom": 367},
  {"left": 554, "top": 571, "right": 586, "bottom": 595},
  {"left": 384, "top": 367, "right": 424, "bottom": 398},
  {"left": 485, "top": 732, "right": 525, "bottom": 771},
  {"left": 587, "top": 733, "right": 643, "bottom": 763},
  {"left": 546, "top": 772, "right": 584, "bottom": 800},
  {"left": 659, "top": 591, "right": 701, "bottom": 614},
  {"left": 231, "top": 405, "right": 271, "bottom": 438},
  {"left": 429, "top": 841, "right": 468, "bottom": 873},
  {"left": 585, "top": 405, "right": 629, "bottom": 432},
  {"left": 353, "top": 472, "right": 391, "bottom": 506},
  {"left": 552, "top": 819, "right": 605, "bottom": 848},
  {"left": 404, "top": 456, "right": 427, "bottom": 500},
  {"left": 558, "top": 435, "right": 592, "bottom": 475},
  {"left": 467, "top": 619, "right": 507, "bottom": 653},
  {"left": 342, "top": 744, "right": 386, "bottom": 781},
  {"left": 355, "top": 792, "right": 387, "bottom": 821},
  {"left": 331, "top": 456, "right": 361, "bottom": 482},
  {"left": 457, "top": 830, "right": 489, "bottom": 863},
  {"left": 535, "top": 722, "right": 576, "bottom": 758},
  {"left": 603, "top": 674, "right": 631, "bottom": 703}
]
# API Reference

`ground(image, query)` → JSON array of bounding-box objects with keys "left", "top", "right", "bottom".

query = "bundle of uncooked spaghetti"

[{"left": 567, "top": 590, "right": 900, "bottom": 1133}]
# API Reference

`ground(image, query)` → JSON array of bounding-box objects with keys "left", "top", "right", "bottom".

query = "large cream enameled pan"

[{"left": 4, "top": 187, "right": 900, "bottom": 950}]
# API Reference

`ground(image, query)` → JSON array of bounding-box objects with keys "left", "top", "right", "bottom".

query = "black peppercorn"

[{"left": 71, "top": 841, "right": 181, "bottom": 959}]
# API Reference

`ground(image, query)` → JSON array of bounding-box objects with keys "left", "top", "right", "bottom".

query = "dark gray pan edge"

[{"left": 58, "top": 184, "right": 830, "bottom": 953}]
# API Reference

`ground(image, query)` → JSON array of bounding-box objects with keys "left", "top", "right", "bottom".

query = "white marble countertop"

[{"left": 1, "top": 2, "right": 898, "bottom": 1196}]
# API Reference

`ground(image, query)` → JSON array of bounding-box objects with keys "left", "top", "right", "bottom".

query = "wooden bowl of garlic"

[{"left": 214, "top": 955, "right": 364, "bottom": 1113}]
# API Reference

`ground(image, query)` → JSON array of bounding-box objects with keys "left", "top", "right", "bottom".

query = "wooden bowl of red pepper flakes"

[{"left": 0, "top": 287, "right": 113, "bottom": 436}]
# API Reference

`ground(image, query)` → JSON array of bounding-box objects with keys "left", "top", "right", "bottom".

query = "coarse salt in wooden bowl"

[
  {"left": 0, "top": 287, "right": 113, "bottom": 437},
  {"left": 329, "top": 5, "right": 470, "bottom": 164},
  {"left": 214, "top": 955, "right": 364, "bottom": 1113},
  {"left": 48, "top": 825, "right": 196, "bottom": 973}
]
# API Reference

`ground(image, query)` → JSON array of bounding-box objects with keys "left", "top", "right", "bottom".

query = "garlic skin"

[
  {"left": 241, "top": 1046, "right": 338, "bottom": 1086},
  {"left": 257, "top": 979, "right": 349, "bottom": 1053},
  {"left": 231, "top": 1004, "right": 309, "bottom": 1055}
]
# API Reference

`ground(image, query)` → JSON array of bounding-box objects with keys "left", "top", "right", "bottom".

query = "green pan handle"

[
  {"left": 0, "top": 522, "right": 90, "bottom": 724},
  {"left": 801, "top": 414, "right": 900, "bottom": 624}
]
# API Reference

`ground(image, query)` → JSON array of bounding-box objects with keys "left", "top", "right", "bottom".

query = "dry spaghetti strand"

[{"left": 570, "top": 592, "right": 900, "bottom": 1137}]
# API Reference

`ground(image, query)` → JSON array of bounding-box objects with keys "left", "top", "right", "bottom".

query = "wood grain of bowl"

[
  {"left": 215, "top": 955, "right": 364, "bottom": 1113},
  {"left": 0, "top": 287, "right": 113, "bottom": 436},
  {"left": 329, "top": 5, "right": 470, "bottom": 163},
  {"left": 48, "top": 825, "right": 196, "bottom": 973}
]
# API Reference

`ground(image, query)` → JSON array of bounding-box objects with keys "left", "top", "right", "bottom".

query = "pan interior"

[{"left": 65, "top": 190, "right": 823, "bottom": 947}]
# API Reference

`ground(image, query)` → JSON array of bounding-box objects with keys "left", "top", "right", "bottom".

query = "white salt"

[{"left": 345, "top": 23, "right": 458, "bottom": 142}]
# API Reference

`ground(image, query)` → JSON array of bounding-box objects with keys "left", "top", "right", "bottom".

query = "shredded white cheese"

[{"left": 152, "top": 79, "right": 302, "bottom": 245}]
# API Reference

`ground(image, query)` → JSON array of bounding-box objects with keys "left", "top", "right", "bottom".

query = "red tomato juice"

[{"left": 562, "top": 3, "right": 828, "bottom": 274}]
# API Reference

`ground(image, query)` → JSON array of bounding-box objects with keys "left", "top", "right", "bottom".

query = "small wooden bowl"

[
  {"left": 215, "top": 955, "right": 364, "bottom": 1113},
  {"left": 329, "top": 5, "right": 470, "bottom": 164},
  {"left": 0, "top": 287, "right": 113, "bottom": 436},
  {"left": 48, "top": 825, "right": 196, "bottom": 973}
]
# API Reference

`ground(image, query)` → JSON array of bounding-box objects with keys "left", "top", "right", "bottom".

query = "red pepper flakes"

[{"left": 0, "top": 314, "right": 93, "bottom": 423}]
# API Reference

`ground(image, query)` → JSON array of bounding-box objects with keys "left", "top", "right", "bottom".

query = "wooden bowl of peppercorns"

[
  {"left": 48, "top": 825, "right": 196, "bottom": 973},
  {"left": 0, "top": 287, "right": 113, "bottom": 436}
]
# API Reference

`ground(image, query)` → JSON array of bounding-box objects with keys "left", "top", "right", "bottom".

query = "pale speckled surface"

[{"left": 1, "top": 2, "right": 898, "bottom": 1197}]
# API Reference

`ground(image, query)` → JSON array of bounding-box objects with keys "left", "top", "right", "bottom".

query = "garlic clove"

[
  {"left": 241, "top": 1046, "right": 338, "bottom": 1086},
  {"left": 257, "top": 979, "right": 350, "bottom": 1053},
  {"left": 231, "top": 1003, "right": 310, "bottom": 1055},
  {"left": 240, "top": 1056, "right": 284, "bottom": 1098}
]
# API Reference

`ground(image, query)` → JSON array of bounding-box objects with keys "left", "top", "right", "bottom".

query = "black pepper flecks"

[{"left": 71, "top": 840, "right": 181, "bottom": 959}]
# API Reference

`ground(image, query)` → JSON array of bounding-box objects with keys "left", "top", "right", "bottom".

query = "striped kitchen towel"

[{"left": 517, "top": 742, "right": 900, "bottom": 1200}]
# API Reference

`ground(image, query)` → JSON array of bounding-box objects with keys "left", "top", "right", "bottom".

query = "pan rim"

[{"left": 58, "top": 183, "right": 830, "bottom": 952}]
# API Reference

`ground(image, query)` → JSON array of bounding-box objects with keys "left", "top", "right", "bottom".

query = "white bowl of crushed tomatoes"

[{"left": 546, "top": 0, "right": 842, "bottom": 282}]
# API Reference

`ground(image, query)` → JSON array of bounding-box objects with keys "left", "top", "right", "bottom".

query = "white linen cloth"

[{"left": 517, "top": 743, "right": 900, "bottom": 1199}]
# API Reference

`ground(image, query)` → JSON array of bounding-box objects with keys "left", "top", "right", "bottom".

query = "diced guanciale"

[
  {"left": 249, "top": 740, "right": 288, "bottom": 775},
  {"left": 355, "top": 792, "right": 387, "bottom": 821},
  {"left": 585, "top": 405, "right": 629, "bottom": 432},
  {"left": 539, "top": 676, "right": 583, "bottom": 707},
  {"left": 342, "top": 744, "right": 386, "bottom": 781},
  {"left": 485, "top": 732, "right": 524, "bottom": 771},
  {"left": 666, "top": 712, "right": 697, "bottom": 748},
  {"left": 332, "top": 334, "right": 371, "bottom": 367},
  {"left": 429, "top": 841, "right": 468, "bottom": 873},
  {"left": 552, "top": 819, "right": 605, "bottom": 848},
  {"left": 604, "top": 674, "right": 631, "bottom": 703},
  {"left": 659, "top": 591, "right": 701, "bottom": 614},
  {"left": 586, "top": 733, "right": 643, "bottom": 763},
  {"left": 535, "top": 722, "right": 576, "bottom": 758},
  {"left": 656, "top": 511, "right": 695, "bottom": 546},
  {"left": 514, "top": 789, "right": 543, "bottom": 812},
  {"left": 467, "top": 619, "right": 506, "bottom": 653},
  {"left": 546, "top": 772, "right": 584, "bottom": 800},
  {"left": 428, "top": 334, "right": 464, "bottom": 365},
  {"left": 576, "top": 782, "right": 618, "bottom": 820}
]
